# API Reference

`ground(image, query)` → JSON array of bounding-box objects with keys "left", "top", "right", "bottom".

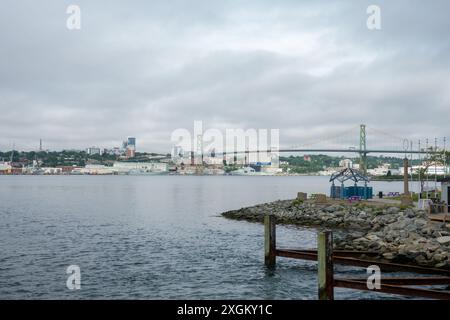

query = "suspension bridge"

[
  {"left": 275, "top": 124, "right": 443, "bottom": 174},
  {"left": 187, "top": 124, "right": 446, "bottom": 174}
]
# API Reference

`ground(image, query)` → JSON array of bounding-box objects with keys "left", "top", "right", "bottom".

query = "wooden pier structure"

[{"left": 264, "top": 214, "right": 450, "bottom": 300}]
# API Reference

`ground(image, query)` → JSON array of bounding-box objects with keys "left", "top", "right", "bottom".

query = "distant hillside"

[{"left": 279, "top": 154, "right": 423, "bottom": 174}]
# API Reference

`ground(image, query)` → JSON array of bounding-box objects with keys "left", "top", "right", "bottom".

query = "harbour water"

[{"left": 0, "top": 175, "right": 416, "bottom": 299}]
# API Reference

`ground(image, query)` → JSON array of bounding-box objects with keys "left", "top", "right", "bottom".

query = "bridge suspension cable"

[
  {"left": 287, "top": 125, "right": 360, "bottom": 150},
  {"left": 365, "top": 126, "right": 412, "bottom": 153}
]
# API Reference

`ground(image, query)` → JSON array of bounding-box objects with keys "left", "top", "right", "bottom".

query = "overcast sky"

[{"left": 0, "top": 0, "right": 449, "bottom": 153}]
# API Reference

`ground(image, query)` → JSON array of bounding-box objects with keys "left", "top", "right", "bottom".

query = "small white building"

[
  {"left": 367, "top": 164, "right": 400, "bottom": 176},
  {"left": 261, "top": 166, "right": 283, "bottom": 175},
  {"left": 112, "top": 162, "right": 167, "bottom": 174},
  {"left": 400, "top": 165, "right": 449, "bottom": 176},
  {"left": 339, "top": 159, "right": 353, "bottom": 168},
  {"left": 0, "top": 162, "right": 12, "bottom": 171},
  {"left": 86, "top": 147, "right": 101, "bottom": 155},
  {"left": 72, "top": 165, "right": 114, "bottom": 175},
  {"left": 42, "top": 167, "right": 63, "bottom": 175},
  {"left": 204, "top": 157, "right": 224, "bottom": 166}
]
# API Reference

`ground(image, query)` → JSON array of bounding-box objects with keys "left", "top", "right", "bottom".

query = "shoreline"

[
  {"left": 221, "top": 198, "right": 450, "bottom": 270},
  {"left": 0, "top": 173, "right": 440, "bottom": 180}
]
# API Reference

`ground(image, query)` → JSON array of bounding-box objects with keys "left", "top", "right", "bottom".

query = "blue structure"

[
  {"left": 127, "top": 137, "right": 136, "bottom": 147},
  {"left": 329, "top": 168, "right": 373, "bottom": 200}
]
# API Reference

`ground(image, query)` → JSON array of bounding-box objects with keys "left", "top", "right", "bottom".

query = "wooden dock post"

[
  {"left": 403, "top": 157, "right": 409, "bottom": 196},
  {"left": 264, "top": 214, "right": 276, "bottom": 268},
  {"left": 318, "top": 230, "right": 334, "bottom": 300}
]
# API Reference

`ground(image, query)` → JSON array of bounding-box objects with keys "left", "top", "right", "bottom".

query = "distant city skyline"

[{"left": 1, "top": 1, "right": 449, "bottom": 153}]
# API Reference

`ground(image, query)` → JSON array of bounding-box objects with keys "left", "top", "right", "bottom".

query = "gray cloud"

[{"left": 0, "top": 0, "right": 449, "bottom": 152}]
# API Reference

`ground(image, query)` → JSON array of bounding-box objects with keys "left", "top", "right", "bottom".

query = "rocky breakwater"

[{"left": 221, "top": 199, "right": 450, "bottom": 269}]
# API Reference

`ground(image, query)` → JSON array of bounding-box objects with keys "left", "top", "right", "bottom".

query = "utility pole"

[
  {"left": 359, "top": 124, "right": 367, "bottom": 175},
  {"left": 418, "top": 140, "right": 422, "bottom": 195},
  {"left": 410, "top": 140, "right": 413, "bottom": 187},
  {"left": 444, "top": 137, "right": 447, "bottom": 178},
  {"left": 434, "top": 137, "right": 438, "bottom": 198},
  {"left": 426, "top": 139, "right": 429, "bottom": 199}
]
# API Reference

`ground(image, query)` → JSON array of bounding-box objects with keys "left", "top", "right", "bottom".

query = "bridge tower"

[
  {"left": 196, "top": 134, "right": 203, "bottom": 165},
  {"left": 359, "top": 124, "right": 367, "bottom": 175}
]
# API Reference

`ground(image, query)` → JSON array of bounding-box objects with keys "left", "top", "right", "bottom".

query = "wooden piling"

[
  {"left": 297, "top": 192, "right": 307, "bottom": 201},
  {"left": 264, "top": 214, "right": 276, "bottom": 268},
  {"left": 318, "top": 230, "right": 334, "bottom": 300},
  {"left": 268, "top": 228, "right": 450, "bottom": 299},
  {"left": 403, "top": 157, "right": 409, "bottom": 195}
]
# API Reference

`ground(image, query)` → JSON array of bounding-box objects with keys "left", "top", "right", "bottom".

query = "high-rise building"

[
  {"left": 126, "top": 148, "right": 135, "bottom": 158},
  {"left": 127, "top": 137, "right": 136, "bottom": 148},
  {"left": 125, "top": 137, "right": 136, "bottom": 158}
]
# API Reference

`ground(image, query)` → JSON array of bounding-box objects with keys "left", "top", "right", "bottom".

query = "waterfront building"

[
  {"left": 72, "top": 164, "right": 115, "bottom": 175},
  {"left": 112, "top": 162, "right": 167, "bottom": 174},
  {"left": 204, "top": 156, "right": 224, "bottom": 166},
  {"left": 261, "top": 166, "right": 283, "bottom": 175},
  {"left": 230, "top": 166, "right": 257, "bottom": 175},
  {"left": 425, "top": 165, "right": 448, "bottom": 176},
  {"left": 399, "top": 164, "right": 449, "bottom": 176},
  {"left": 339, "top": 159, "right": 353, "bottom": 168},
  {"left": 0, "top": 161, "right": 12, "bottom": 174},
  {"left": 41, "top": 167, "right": 63, "bottom": 175},
  {"left": 367, "top": 164, "right": 400, "bottom": 176},
  {"left": 203, "top": 168, "right": 225, "bottom": 175}
]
